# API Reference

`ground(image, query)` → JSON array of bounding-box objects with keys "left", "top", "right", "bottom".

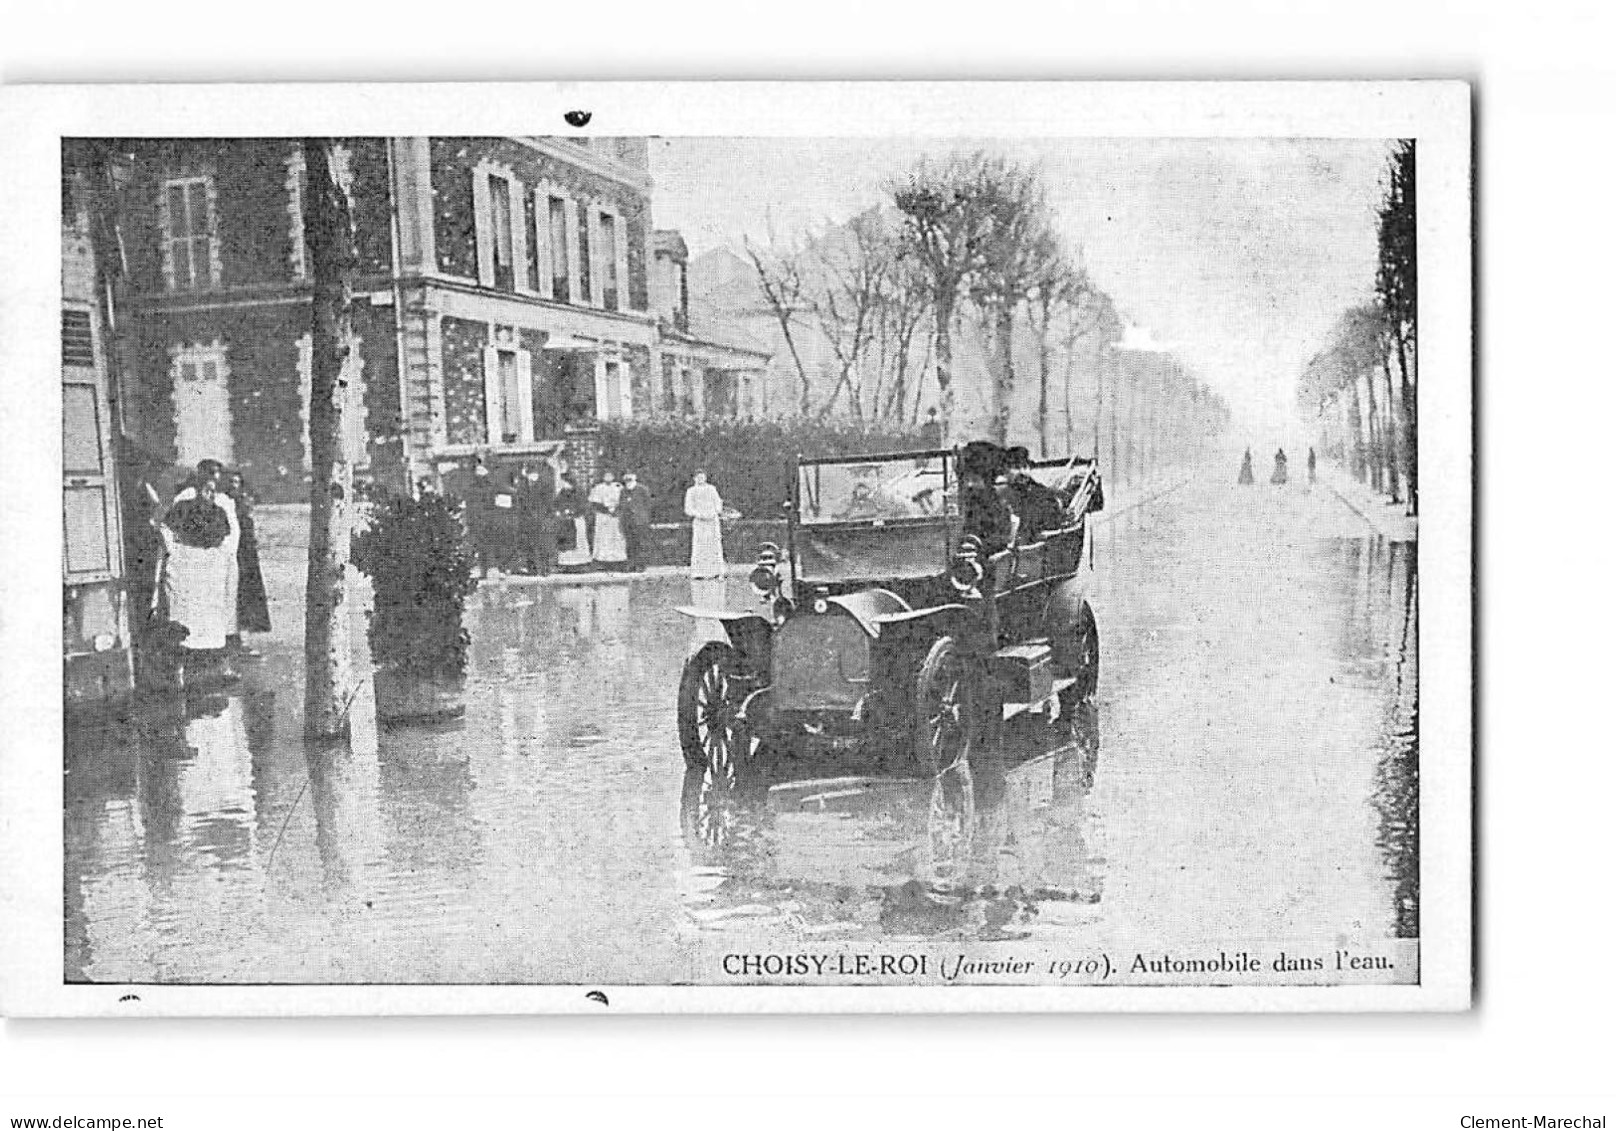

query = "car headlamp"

[
  {"left": 751, "top": 543, "right": 782, "bottom": 596},
  {"left": 749, "top": 563, "right": 779, "bottom": 595},
  {"left": 948, "top": 556, "right": 985, "bottom": 594}
]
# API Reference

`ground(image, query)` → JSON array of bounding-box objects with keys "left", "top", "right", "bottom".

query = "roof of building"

[
  {"left": 652, "top": 230, "right": 689, "bottom": 261},
  {"left": 663, "top": 306, "right": 772, "bottom": 359}
]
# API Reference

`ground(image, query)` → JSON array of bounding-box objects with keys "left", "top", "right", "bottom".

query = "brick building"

[{"left": 96, "top": 136, "right": 770, "bottom": 503}]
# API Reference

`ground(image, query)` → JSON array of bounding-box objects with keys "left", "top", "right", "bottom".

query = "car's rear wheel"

[
  {"left": 1054, "top": 601, "right": 1100, "bottom": 714},
  {"left": 677, "top": 641, "right": 753, "bottom": 777},
  {"left": 915, "top": 636, "right": 975, "bottom": 776}
]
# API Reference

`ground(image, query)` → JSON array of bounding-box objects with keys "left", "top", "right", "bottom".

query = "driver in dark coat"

[{"left": 959, "top": 441, "right": 1013, "bottom": 554}]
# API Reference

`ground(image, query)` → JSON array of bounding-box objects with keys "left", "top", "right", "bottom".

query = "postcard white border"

[{"left": 0, "top": 80, "right": 1471, "bottom": 1015}]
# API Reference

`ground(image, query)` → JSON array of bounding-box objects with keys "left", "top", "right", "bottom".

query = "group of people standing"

[
  {"left": 463, "top": 458, "right": 730, "bottom": 580},
  {"left": 128, "top": 457, "right": 272, "bottom": 684},
  {"left": 1238, "top": 446, "right": 1317, "bottom": 486},
  {"left": 464, "top": 458, "right": 655, "bottom": 577}
]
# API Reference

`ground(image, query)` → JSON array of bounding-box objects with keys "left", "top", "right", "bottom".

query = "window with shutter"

[
  {"left": 489, "top": 176, "right": 515, "bottom": 292},
  {"left": 599, "top": 212, "right": 619, "bottom": 311},
  {"left": 61, "top": 308, "right": 94, "bottom": 368},
  {"left": 548, "top": 195, "right": 571, "bottom": 303},
  {"left": 576, "top": 200, "right": 593, "bottom": 304}
]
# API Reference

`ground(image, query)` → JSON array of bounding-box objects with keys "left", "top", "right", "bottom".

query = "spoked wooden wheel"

[
  {"left": 915, "top": 636, "right": 975, "bottom": 776},
  {"left": 677, "top": 641, "right": 753, "bottom": 777}
]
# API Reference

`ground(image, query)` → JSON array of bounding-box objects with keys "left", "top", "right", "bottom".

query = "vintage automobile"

[{"left": 675, "top": 445, "right": 1103, "bottom": 779}]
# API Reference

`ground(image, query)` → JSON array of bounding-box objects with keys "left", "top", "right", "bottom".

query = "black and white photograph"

[{"left": 5, "top": 81, "right": 1471, "bottom": 1015}]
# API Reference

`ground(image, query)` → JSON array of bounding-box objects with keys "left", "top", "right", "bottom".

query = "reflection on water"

[
  {"left": 1368, "top": 540, "right": 1418, "bottom": 938},
  {"left": 677, "top": 706, "right": 1103, "bottom": 942},
  {"left": 64, "top": 481, "right": 1422, "bottom": 982}
]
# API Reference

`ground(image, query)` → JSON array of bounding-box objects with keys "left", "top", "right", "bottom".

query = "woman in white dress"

[
  {"left": 160, "top": 474, "right": 239, "bottom": 663},
  {"left": 684, "top": 469, "right": 727, "bottom": 579},
  {"left": 589, "top": 470, "right": 628, "bottom": 568}
]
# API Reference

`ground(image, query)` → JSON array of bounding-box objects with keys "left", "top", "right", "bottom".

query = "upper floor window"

[
  {"left": 547, "top": 195, "right": 572, "bottom": 303},
  {"left": 489, "top": 176, "right": 515, "bottom": 292},
  {"left": 473, "top": 166, "right": 531, "bottom": 295},
  {"left": 161, "top": 176, "right": 218, "bottom": 290},
  {"left": 598, "top": 213, "right": 619, "bottom": 311},
  {"left": 575, "top": 200, "right": 592, "bottom": 303},
  {"left": 589, "top": 207, "right": 629, "bottom": 312}
]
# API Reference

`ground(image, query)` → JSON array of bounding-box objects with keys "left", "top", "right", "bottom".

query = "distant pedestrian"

[
  {"left": 1307, "top": 447, "right": 1317, "bottom": 484},
  {"left": 1271, "top": 448, "right": 1289, "bottom": 486},
  {"left": 589, "top": 470, "right": 628, "bottom": 568},
  {"left": 465, "top": 457, "right": 501, "bottom": 577},
  {"left": 491, "top": 467, "right": 523, "bottom": 573},
  {"left": 555, "top": 462, "right": 592, "bottom": 569},
  {"left": 222, "top": 470, "right": 270, "bottom": 651},
  {"left": 515, "top": 460, "right": 557, "bottom": 575},
  {"left": 1238, "top": 447, "right": 1255, "bottom": 485},
  {"left": 919, "top": 407, "right": 943, "bottom": 448},
  {"left": 620, "top": 471, "right": 653, "bottom": 572},
  {"left": 684, "top": 469, "right": 728, "bottom": 579}
]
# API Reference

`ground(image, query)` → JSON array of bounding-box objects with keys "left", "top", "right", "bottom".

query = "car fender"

[
  {"left": 872, "top": 602, "right": 981, "bottom": 667},
  {"left": 675, "top": 607, "right": 774, "bottom": 676},
  {"left": 826, "top": 588, "right": 911, "bottom": 638},
  {"left": 1042, "top": 573, "right": 1096, "bottom": 635}
]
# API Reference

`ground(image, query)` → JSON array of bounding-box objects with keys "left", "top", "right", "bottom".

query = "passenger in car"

[{"left": 1000, "top": 448, "right": 1066, "bottom": 543}]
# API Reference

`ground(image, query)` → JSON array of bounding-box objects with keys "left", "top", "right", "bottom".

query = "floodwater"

[{"left": 64, "top": 472, "right": 1417, "bottom": 985}]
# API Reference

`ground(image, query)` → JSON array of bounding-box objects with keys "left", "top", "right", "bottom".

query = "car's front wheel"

[{"left": 677, "top": 641, "right": 754, "bottom": 777}]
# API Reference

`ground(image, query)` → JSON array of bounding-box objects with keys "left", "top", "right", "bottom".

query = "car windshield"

[{"left": 796, "top": 454, "right": 954, "bottom": 526}]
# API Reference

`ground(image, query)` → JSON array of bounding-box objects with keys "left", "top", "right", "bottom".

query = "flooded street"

[{"left": 64, "top": 471, "right": 1417, "bottom": 985}]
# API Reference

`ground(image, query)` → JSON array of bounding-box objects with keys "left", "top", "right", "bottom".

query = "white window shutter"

[
  {"left": 509, "top": 176, "right": 532, "bottom": 294},
  {"left": 481, "top": 344, "right": 501, "bottom": 445},
  {"left": 515, "top": 349, "right": 535, "bottom": 441},
  {"left": 472, "top": 170, "right": 495, "bottom": 288},
  {"left": 618, "top": 362, "right": 632, "bottom": 420},
  {"left": 592, "top": 351, "right": 608, "bottom": 420}
]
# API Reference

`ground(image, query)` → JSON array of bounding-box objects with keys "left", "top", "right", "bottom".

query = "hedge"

[{"left": 596, "top": 418, "right": 926, "bottom": 525}]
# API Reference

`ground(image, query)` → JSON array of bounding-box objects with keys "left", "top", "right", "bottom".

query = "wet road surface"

[{"left": 64, "top": 470, "right": 1417, "bottom": 984}]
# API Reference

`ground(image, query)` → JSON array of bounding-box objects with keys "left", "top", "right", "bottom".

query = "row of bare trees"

[
  {"left": 1297, "top": 141, "right": 1417, "bottom": 513},
  {"left": 747, "top": 152, "right": 1151, "bottom": 455}
]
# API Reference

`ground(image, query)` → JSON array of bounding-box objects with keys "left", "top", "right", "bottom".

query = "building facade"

[
  {"left": 62, "top": 157, "right": 134, "bottom": 706},
  {"left": 101, "top": 136, "right": 769, "bottom": 503}
]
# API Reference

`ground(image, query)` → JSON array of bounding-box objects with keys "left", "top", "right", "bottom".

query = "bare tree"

[
  {"left": 892, "top": 153, "right": 1000, "bottom": 442},
  {"left": 877, "top": 251, "right": 931, "bottom": 425},
  {"left": 1376, "top": 139, "right": 1417, "bottom": 513},
  {"left": 803, "top": 210, "right": 892, "bottom": 423},
  {"left": 744, "top": 236, "right": 814, "bottom": 417},
  {"left": 301, "top": 139, "right": 361, "bottom": 738},
  {"left": 966, "top": 159, "right": 1063, "bottom": 445},
  {"left": 1029, "top": 262, "right": 1097, "bottom": 458}
]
